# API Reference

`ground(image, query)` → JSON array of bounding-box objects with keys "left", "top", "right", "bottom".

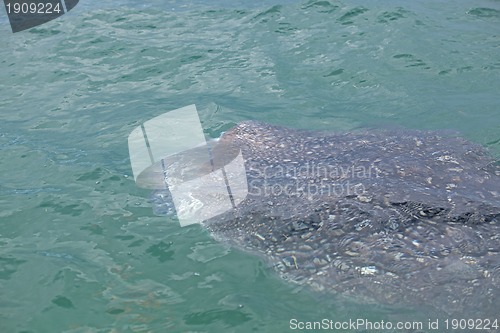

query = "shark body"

[{"left": 152, "top": 121, "right": 500, "bottom": 318}]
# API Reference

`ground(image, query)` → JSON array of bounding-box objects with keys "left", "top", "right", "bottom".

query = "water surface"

[{"left": 0, "top": 0, "right": 499, "bottom": 332}]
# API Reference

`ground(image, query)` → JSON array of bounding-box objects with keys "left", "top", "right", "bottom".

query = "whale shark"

[{"left": 149, "top": 121, "right": 500, "bottom": 319}]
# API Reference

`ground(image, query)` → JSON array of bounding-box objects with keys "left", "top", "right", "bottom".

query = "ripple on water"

[{"left": 468, "top": 7, "right": 500, "bottom": 18}]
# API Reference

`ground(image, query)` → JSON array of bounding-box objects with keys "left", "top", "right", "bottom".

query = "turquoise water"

[{"left": 0, "top": 0, "right": 499, "bottom": 332}]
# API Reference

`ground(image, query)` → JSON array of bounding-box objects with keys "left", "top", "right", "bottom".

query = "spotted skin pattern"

[{"left": 153, "top": 121, "right": 500, "bottom": 320}]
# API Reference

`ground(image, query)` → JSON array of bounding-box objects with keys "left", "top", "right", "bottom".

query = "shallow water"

[{"left": 1, "top": 0, "right": 499, "bottom": 332}]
